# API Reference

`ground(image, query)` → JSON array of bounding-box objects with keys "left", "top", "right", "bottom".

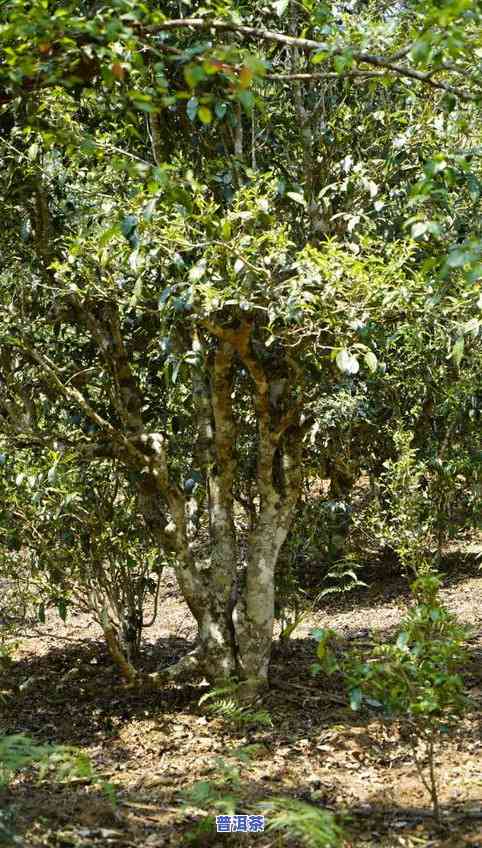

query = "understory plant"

[
  {"left": 364, "top": 429, "right": 435, "bottom": 574},
  {"left": 0, "top": 733, "right": 116, "bottom": 843},
  {"left": 261, "top": 798, "right": 344, "bottom": 848},
  {"left": 198, "top": 686, "right": 273, "bottom": 729},
  {"left": 181, "top": 750, "right": 343, "bottom": 847},
  {"left": 0, "top": 734, "right": 94, "bottom": 788},
  {"left": 0, "top": 453, "right": 165, "bottom": 664},
  {"left": 365, "top": 419, "right": 482, "bottom": 574},
  {"left": 313, "top": 573, "right": 471, "bottom": 822}
]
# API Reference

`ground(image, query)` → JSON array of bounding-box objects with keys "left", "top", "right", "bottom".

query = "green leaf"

[
  {"left": 350, "top": 688, "right": 362, "bottom": 710},
  {"left": 410, "top": 38, "right": 431, "bottom": 63},
  {"left": 129, "top": 276, "right": 143, "bottom": 309},
  {"left": 334, "top": 51, "right": 353, "bottom": 73},
  {"left": 198, "top": 105, "right": 212, "bottom": 125},
  {"left": 446, "top": 248, "right": 472, "bottom": 268},
  {"left": 237, "top": 90, "right": 254, "bottom": 113},
  {"left": 273, "top": 0, "right": 289, "bottom": 15},
  {"left": 467, "top": 264, "right": 482, "bottom": 284},
  {"left": 451, "top": 336, "right": 464, "bottom": 367},
  {"left": 158, "top": 286, "right": 172, "bottom": 307},
  {"left": 189, "top": 260, "right": 206, "bottom": 282},
  {"left": 286, "top": 191, "right": 306, "bottom": 206},
  {"left": 186, "top": 97, "right": 199, "bottom": 122},
  {"left": 57, "top": 599, "right": 68, "bottom": 622},
  {"left": 311, "top": 49, "right": 329, "bottom": 65},
  {"left": 424, "top": 157, "right": 447, "bottom": 177},
  {"left": 411, "top": 221, "right": 428, "bottom": 239},
  {"left": 364, "top": 351, "right": 378, "bottom": 372},
  {"left": 184, "top": 65, "right": 205, "bottom": 89},
  {"left": 215, "top": 101, "right": 227, "bottom": 120},
  {"left": 466, "top": 173, "right": 480, "bottom": 202},
  {"left": 220, "top": 219, "right": 231, "bottom": 240},
  {"left": 463, "top": 317, "right": 479, "bottom": 336},
  {"left": 336, "top": 349, "right": 359, "bottom": 374},
  {"left": 20, "top": 220, "right": 32, "bottom": 242},
  {"left": 99, "top": 224, "right": 121, "bottom": 246},
  {"left": 27, "top": 142, "right": 39, "bottom": 160},
  {"left": 143, "top": 198, "right": 158, "bottom": 221},
  {"left": 120, "top": 215, "right": 137, "bottom": 239},
  {"left": 132, "top": 100, "right": 158, "bottom": 114}
]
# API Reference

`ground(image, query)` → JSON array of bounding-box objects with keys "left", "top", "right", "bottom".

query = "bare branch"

[
  {"left": 151, "top": 18, "right": 478, "bottom": 100},
  {"left": 4, "top": 341, "right": 152, "bottom": 472},
  {"left": 265, "top": 70, "right": 387, "bottom": 80}
]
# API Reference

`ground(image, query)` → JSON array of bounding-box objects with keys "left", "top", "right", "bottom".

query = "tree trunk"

[
  {"left": 104, "top": 323, "right": 305, "bottom": 699},
  {"left": 233, "top": 426, "right": 303, "bottom": 696},
  {"left": 234, "top": 521, "right": 288, "bottom": 696},
  {"left": 171, "top": 325, "right": 305, "bottom": 696}
]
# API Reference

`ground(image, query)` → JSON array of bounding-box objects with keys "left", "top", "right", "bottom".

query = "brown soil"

[{"left": 1, "top": 555, "right": 482, "bottom": 848}]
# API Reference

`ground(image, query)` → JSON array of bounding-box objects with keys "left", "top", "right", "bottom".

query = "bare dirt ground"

[{"left": 1, "top": 553, "right": 482, "bottom": 848}]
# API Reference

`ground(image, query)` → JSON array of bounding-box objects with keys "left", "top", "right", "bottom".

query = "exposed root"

[{"left": 146, "top": 646, "right": 204, "bottom": 688}]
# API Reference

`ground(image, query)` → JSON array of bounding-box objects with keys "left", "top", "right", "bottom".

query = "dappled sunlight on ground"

[{"left": 1, "top": 557, "right": 482, "bottom": 847}]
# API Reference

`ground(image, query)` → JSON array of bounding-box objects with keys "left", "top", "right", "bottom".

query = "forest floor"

[{"left": 1, "top": 547, "right": 482, "bottom": 848}]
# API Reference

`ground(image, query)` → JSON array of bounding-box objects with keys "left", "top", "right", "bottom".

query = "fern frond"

[
  {"left": 201, "top": 691, "right": 273, "bottom": 728},
  {"left": 260, "top": 797, "right": 343, "bottom": 848}
]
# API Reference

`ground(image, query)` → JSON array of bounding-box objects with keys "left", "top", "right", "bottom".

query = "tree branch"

[
  {"left": 82, "top": 302, "right": 144, "bottom": 433},
  {"left": 152, "top": 18, "right": 477, "bottom": 100},
  {"left": 5, "top": 341, "right": 152, "bottom": 471},
  {"left": 265, "top": 70, "right": 387, "bottom": 80}
]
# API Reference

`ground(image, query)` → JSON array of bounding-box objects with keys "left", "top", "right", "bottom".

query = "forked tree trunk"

[
  {"left": 104, "top": 321, "right": 305, "bottom": 700},
  {"left": 168, "top": 487, "right": 300, "bottom": 698},
  {"left": 165, "top": 323, "right": 305, "bottom": 697}
]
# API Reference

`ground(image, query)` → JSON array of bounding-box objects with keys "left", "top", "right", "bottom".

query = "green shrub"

[
  {"left": 313, "top": 574, "right": 471, "bottom": 822},
  {"left": 0, "top": 733, "right": 116, "bottom": 802}
]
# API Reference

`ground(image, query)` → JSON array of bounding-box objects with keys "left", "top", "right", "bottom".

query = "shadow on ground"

[
  {"left": 2, "top": 559, "right": 482, "bottom": 848},
  {"left": 3, "top": 767, "right": 482, "bottom": 848},
  {"left": 0, "top": 635, "right": 200, "bottom": 745}
]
